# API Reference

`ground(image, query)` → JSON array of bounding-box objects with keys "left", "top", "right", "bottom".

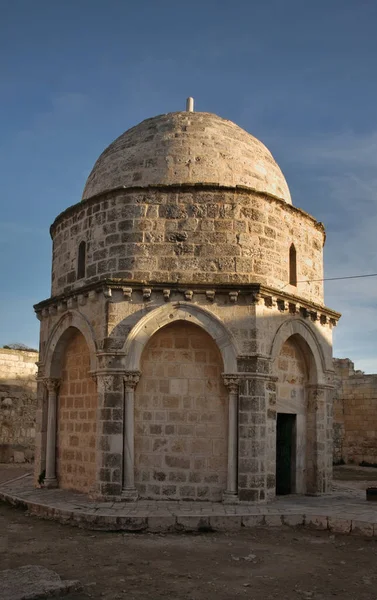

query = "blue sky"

[{"left": 1, "top": 0, "right": 377, "bottom": 371}]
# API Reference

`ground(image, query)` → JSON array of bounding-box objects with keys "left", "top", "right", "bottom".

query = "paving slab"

[
  {"left": 0, "top": 565, "right": 81, "bottom": 600},
  {"left": 0, "top": 475, "right": 376, "bottom": 535}
]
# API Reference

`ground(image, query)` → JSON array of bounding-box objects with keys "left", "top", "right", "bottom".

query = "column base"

[
  {"left": 121, "top": 488, "right": 138, "bottom": 502},
  {"left": 222, "top": 491, "right": 239, "bottom": 504},
  {"left": 44, "top": 477, "right": 58, "bottom": 489}
]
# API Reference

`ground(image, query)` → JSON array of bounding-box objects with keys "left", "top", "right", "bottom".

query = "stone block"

[
  {"left": 305, "top": 515, "right": 328, "bottom": 530},
  {"left": 241, "top": 515, "right": 265, "bottom": 528},
  {"left": 351, "top": 520, "right": 374, "bottom": 537},
  {"left": 210, "top": 516, "right": 242, "bottom": 531},
  {"left": 264, "top": 514, "right": 284, "bottom": 527},
  {"left": 176, "top": 516, "right": 212, "bottom": 532},
  {"left": 147, "top": 517, "right": 176, "bottom": 532},
  {"left": 328, "top": 517, "right": 352, "bottom": 534}
]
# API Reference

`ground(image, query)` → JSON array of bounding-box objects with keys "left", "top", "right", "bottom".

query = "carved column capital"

[
  {"left": 124, "top": 371, "right": 141, "bottom": 390},
  {"left": 222, "top": 374, "right": 240, "bottom": 394},
  {"left": 43, "top": 378, "right": 60, "bottom": 393}
]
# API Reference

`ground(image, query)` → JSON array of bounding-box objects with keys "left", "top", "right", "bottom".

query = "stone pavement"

[{"left": 0, "top": 473, "right": 376, "bottom": 535}]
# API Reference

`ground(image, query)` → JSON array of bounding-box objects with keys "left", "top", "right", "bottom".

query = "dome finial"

[{"left": 186, "top": 97, "right": 194, "bottom": 112}]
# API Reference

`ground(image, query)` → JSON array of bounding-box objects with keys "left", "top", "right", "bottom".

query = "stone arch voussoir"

[
  {"left": 43, "top": 310, "right": 97, "bottom": 378},
  {"left": 270, "top": 318, "right": 330, "bottom": 385},
  {"left": 123, "top": 302, "right": 238, "bottom": 373}
]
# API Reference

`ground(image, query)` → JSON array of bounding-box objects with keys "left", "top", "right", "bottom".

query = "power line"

[
  {"left": 300, "top": 273, "right": 377, "bottom": 284},
  {"left": 280, "top": 272, "right": 377, "bottom": 290}
]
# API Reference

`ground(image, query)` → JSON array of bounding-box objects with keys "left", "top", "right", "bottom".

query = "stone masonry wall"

[
  {"left": 276, "top": 338, "right": 308, "bottom": 493},
  {"left": 50, "top": 187, "right": 325, "bottom": 304},
  {"left": 333, "top": 358, "right": 377, "bottom": 465},
  {"left": 56, "top": 330, "right": 97, "bottom": 492},
  {"left": 135, "top": 321, "right": 228, "bottom": 501},
  {"left": 0, "top": 348, "right": 38, "bottom": 463}
]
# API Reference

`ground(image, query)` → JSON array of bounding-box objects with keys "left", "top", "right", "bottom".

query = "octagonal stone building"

[{"left": 34, "top": 101, "right": 340, "bottom": 502}]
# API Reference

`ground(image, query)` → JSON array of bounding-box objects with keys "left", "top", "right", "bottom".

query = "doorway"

[{"left": 276, "top": 413, "right": 296, "bottom": 495}]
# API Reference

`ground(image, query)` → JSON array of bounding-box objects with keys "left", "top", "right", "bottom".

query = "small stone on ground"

[{"left": 0, "top": 565, "right": 81, "bottom": 600}]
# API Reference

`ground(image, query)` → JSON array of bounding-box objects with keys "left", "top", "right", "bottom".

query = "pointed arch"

[
  {"left": 270, "top": 318, "right": 331, "bottom": 384},
  {"left": 123, "top": 302, "right": 238, "bottom": 373},
  {"left": 43, "top": 310, "right": 97, "bottom": 378}
]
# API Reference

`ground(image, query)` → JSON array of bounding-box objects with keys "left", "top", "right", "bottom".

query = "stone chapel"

[{"left": 34, "top": 100, "right": 340, "bottom": 502}]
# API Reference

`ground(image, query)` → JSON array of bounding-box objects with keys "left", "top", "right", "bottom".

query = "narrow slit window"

[
  {"left": 77, "top": 241, "right": 86, "bottom": 279},
  {"left": 289, "top": 244, "right": 297, "bottom": 286}
]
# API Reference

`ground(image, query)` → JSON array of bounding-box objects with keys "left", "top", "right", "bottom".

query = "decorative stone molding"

[
  {"left": 103, "top": 286, "right": 112, "bottom": 299},
  {"left": 250, "top": 292, "right": 262, "bottom": 305},
  {"left": 42, "top": 378, "right": 60, "bottom": 393},
  {"left": 42, "top": 308, "right": 49, "bottom": 319},
  {"left": 276, "top": 298, "right": 287, "bottom": 312},
  {"left": 222, "top": 374, "right": 240, "bottom": 393},
  {"left": 57, "top": 301, "right": 67, "bottom": 313},
  {"left": 184, "top": 290, "right": 193, "bottom": 301},
  {"left": 78, "top": 294, "right": 86, "bottom": 306},
  {"left": 205, "top": 290, "right": 215, "bottom": 301},
  {"left": 142, "top": 288, "right": 152, "bottom": 300},
  {"left": 163, "top": 288, "right": 171, "bottom": 301},
  {"left": 229, "top": 291, "right": 238, "bottom": 303},
  {"left": 123, "top": 287, "right": 132, "bottom": 300},
  {"left": 320, "top": 314, "right": 327, "bottom": 325},
  {"left": 48, "top": 305, "right": 57, "bottom": 316},
  {"left": 88, "top": 290, "right": 97, "bottom": 302},
  {"left": 124, "top": 371, "right": 141, "bottom": 390},
  {"left": 67, "top": 297, "right": 77, "bottom": 309}
]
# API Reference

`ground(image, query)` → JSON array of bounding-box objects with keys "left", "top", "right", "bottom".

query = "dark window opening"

[
  {"left": 77, "top": 241, "right": 86, "bottom": 279},
  {"left": 289, "top": 244, "right": 297, "bottom": 286}
]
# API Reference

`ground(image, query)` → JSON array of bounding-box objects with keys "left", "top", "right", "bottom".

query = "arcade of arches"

[{"left": 37, "top": 310, "right": 334, "bottom": 502}]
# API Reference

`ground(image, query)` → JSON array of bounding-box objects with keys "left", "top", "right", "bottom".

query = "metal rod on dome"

[{"left": 186, "top": 97, "right": 194, "bottom": 112}]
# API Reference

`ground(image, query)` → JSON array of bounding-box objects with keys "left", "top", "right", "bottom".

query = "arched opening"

[
  {"left": 275, "top": 334, "right": 310, "bottom": 495},
  {"left": 289, "top": 243, "right": 297, "bottom": 286},
  {"left": 134, "top": 321, "right": 228, "bottom": 501},
  {"left": 77, "top": 241, "right": 86, "bottom": 279},
  {"left": 56, "top": 328, "right": 97, "bottom": 493}
]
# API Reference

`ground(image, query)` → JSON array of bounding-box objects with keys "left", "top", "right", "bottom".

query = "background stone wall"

[
  {"left": 50, "top": 187, "right": 325, "bottom": 304},
  {"left": 134, "top": 321, "right": 228, "bottom": 501},
  {"left": 0, "top": 348, "right": 38, "bottom": 463},
  {"left": 333, "top": 358, "right": 377, "bottom": 465}
]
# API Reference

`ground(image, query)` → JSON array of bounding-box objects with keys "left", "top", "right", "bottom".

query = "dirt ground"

[
  {"left": 333, "top": 465, "right": 377, "bottom": 488},
  {"left": 0, "top": 503, "right": 377, "bottom": 600}
]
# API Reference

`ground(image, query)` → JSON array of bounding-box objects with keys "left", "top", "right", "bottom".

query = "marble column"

[
  {"left": 43, "top": 378, "right": 60, "bottom": 488},
  {"left": 122, "top": 371, "right": 140, "bottom": 501},
  {"left": 222, "top": 374, "right": 240, "bottom": 502}
]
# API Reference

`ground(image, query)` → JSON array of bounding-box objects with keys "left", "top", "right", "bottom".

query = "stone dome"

[{"left": 82, "top": 111, "right": 292, "bottom": 204}]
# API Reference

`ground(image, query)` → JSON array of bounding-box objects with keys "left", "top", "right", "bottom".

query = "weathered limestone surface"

[
  {"left": 0, "top": 349, "right": 38, "bottom": 463},
  {"left": 82, "top": 112, "right": 292, "bottom": 203},
  {"left": 333, "top": 358, "right": 377, "bottom": 464},
  {"left": 50, "top": 187, "right": 325, "bottom": 303},
  {"left": 34, "top": 108, "right": 340, "bottom": 502},
  {"left": 56, "top": 331, "right": 97, "bottom": 493},
  {"left": 134, "top": 321, "right": 228, "bottom": 501}
]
